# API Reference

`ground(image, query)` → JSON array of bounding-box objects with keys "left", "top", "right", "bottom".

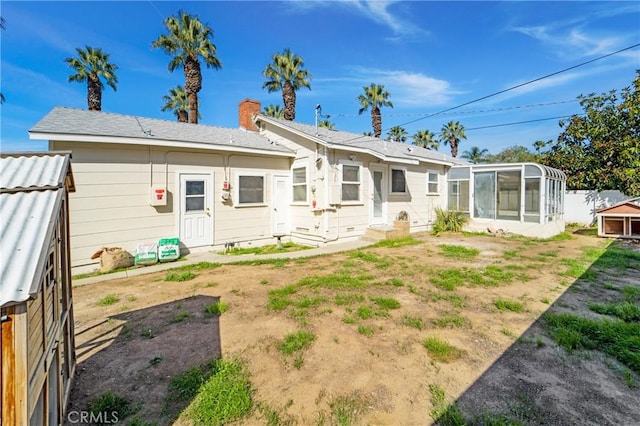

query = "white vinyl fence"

[{"left": 564, "top": 190, "right": 627, "bottom": 225}]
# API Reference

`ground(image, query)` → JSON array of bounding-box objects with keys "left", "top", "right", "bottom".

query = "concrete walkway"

[{"left": 74, "top": 239, "right": 372, "bottom": 287}]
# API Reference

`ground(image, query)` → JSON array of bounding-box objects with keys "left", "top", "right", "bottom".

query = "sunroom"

[{"left": 447, "top": 163, "right": 566, "bottom": 238}]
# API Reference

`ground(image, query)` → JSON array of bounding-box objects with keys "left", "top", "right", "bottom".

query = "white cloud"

[{"left": 512, "top": 24, "right": 622, "bottom": 57}]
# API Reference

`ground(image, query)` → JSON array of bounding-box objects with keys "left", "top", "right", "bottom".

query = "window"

[
  {"left": 448, "top": 180, "right": 469, "bottom": 212},
  {"left": 427, "top": 171, "right": 439, "bottom": 194},
  {"left": 238, "top": 175, "right": 264, "bottom": 205},
  {"left": 185, "top": 180, "right": 205, "bottom": 211},
  {"left": 292, "top": 166, "right": 307, "bottom": 203},
  {"left": 341, "top": 164, "right": 361, "bottom": 202},
  {"left": 390, "top": 168, "right": 407, "bottom": 193}
]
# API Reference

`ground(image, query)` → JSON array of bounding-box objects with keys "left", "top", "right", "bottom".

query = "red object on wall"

[
  {"left": 222, "top": 181, "right": 230, "bottom": 191},
  {"left": 312, "top": 199, "right": 317, "bottom": 208}
]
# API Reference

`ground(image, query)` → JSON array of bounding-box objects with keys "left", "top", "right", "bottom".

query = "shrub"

[{"left": 432, "top": 208, "right": 469, "bottom": 234}]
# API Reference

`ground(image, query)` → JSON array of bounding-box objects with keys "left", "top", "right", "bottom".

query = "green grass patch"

[
  {"left": 167, "top": 360, "right": 218, "bottom": 403},
  {"left": 428, "top": 384, "right": 465, "bottom": 425},
  {"left": 171, "top": 311, "right": 191, "bottom": 323},
  {"left": 97, "top": 294, "right": 119, "bottom": 306},
  {"left": 220, "top": 242, "right": 310, "bottom": 256},
  {"left": 588, "top": 302, "right": 640, "bottom": 322},
  {"left": 401, "top": 315, "right": 424, "bottom": 330},
  {"left": 623, "top": 286, "right": 640, "bottom": 303},
  {"left": 545, "top": 312, "right": 640, "bottom": 373},
  {"left": 357, "top": 325, "right": 375, "bottom": 337},
  {"left": 293, "top": 295, "right": 326, "bottom": 309},
  {"left": 169, "top": 261, "right": 221, "bottom": 272},
  {"left": 297, "top": 273, "right": 370, "bottom": 290},
  {"left": 369, "top": 236, "right": 420, "bottom": 248},
  {"left": 334, "top": 293, "right": 365, "bottom": 306},
  {"left": 356, "top": 305, "right": 374, "bottom": 320},
  {"left": 183, "top": 359, "right": 253, "bottom": 425},
  {"left": 494, "top": 299, "right": 525, "bottom": 313},
  {"left": 370, "top": 296, "right": 400, "bottom": 310},
  {"left": 230, "top": 258, "right": 291, "bottom": 268},
  {"left": 266, "top": 285, "right": 297, "bottom": 310},
  {"left": 279, "top": 330, "right": 316, "bottom": 355},
  {"left": 164, "top": 271, "right": 197, "bottom": 282},
  {"left": 87, "top": 391, "right": 135, "bottom": 421},
  {"left": 432, "top": 314, "right": 470, "bottom": 328},
  {"left": 438, "top": 244, "right": 480, "bottom": 259},
  {"left": 422, "top": 337, "right": 464, "bottom": 363},
  {"left": 203, "top": 300, "right": 228, "bottom": 316}
]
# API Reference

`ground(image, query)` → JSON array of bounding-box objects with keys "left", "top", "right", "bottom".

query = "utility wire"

[{"left": 339, "top": 42, "right": 640, "bottom": 143}]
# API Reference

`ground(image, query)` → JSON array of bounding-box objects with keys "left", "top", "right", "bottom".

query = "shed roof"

[
  {"left": 255, "top": 115, "right": 467, "bottom": 166},
  {"left": 29, "top": 107, "right": 295, "bottom": 157},
  {"left": 0, "top": 152, "right": 74, "bottom": 306},
  {"left": 595, "top": 197, "right": 640, "bottom": 214}
]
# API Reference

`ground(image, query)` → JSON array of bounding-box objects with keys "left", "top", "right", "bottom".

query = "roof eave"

[{"left": 29, "top": 132, "right": 296, "bottom": 158}]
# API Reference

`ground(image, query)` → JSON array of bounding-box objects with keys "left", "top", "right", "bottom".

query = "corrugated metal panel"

[
  {"left": 0, "top": 189, "right": 61, "bottom": 306},
  {"left": 0, "top": 153, "right": 68, "bottom": 190}
]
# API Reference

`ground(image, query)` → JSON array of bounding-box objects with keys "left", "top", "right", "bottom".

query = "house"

[
  {"left": 448, "top": 162, "right": 567, "bottom": 238},
  {"left": 595, "top": 197, "right": 640, "bottom": 238},
  {"left": 1, "top": 152, "right": 76, "bottom": 425},
  {"left": 29, "top": 100, "right": 464, "bottom": 273},
  {"left": 29, "top": 99, "right": 555, "bottom": 272}
]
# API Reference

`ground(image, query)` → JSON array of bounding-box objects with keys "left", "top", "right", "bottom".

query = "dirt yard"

[{"left": 66, "top": 230, "right": 640, "bottom": 425}]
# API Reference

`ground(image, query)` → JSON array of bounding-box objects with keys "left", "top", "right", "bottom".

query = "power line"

[{"left": 339, "top": 42, "right": 640, "bottom": 143}]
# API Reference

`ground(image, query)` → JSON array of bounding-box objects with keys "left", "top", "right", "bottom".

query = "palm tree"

[
  {"left": 412, "top": 130, "right": 439, "bottom": 150},
  {"left": 262, "top": 48, "right": 312, "bottom": 121},
  {"left": 461, "top": 146, "right": 489, "bottom": 164},
  {"left": 363, "top": 131, "right": 374, "bottom": 137},
  {"left": 152, "top": 11, "right": 222, "bottom": 124},
  {"left": 161, "top": 85, "right": 191, "bottom": 122},
  {"left": 387, "top": 126, "right": 407, "bottom": 143},
  {"left": 318, "top": 119, "right": 335, "bottom": 130},
  {"left": 64, "top": 46, "right": 118, "bottom": 111},
  {"left": 439, "top": 121, "right": 467, "bottom": 158},
  {"left": 533, "top": 140, "right": 548, "bottom": 154},
  {"left": 357, "top": 83, "right": 393, "bottom": 138},
  {"left": 262, "top": 104, "right": 285, "bottom": 119}
]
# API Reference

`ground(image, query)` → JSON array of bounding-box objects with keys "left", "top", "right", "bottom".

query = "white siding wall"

[{"left": 53, "top": 142, "right": 289, "bottom": 269}]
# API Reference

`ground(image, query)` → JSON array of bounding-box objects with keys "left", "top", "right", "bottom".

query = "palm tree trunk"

[
  {"left": 450, "top": 137, "right": 458, "bottom": 157},
  {"left": 282, "top": 82, "right": 296, "bottom": 121},
  {"left": 87, "top": 75, "right": 102, "bottom": 111},
  {"left": 184, "top": 56, "right": 202, "bottom": 124},
  {"left": 372, "top": 106, "right": 382, "bottom": 138},
  {"left": 178, "top": 110, "right": 188, "bottom": 123}
]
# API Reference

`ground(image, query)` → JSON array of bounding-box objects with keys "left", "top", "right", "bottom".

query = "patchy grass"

[
  {"left": 368, "top": 236, "right": 420, "bottom": 248},
  {"left": 401, "top": 315, "right": 424, "bottom": 330},
  {"left": 220, "top": 242, "right": 311, "bottom": 256},
  {"left": 203, "top": 300, "right": 228, "bottom": 317},
  {"left": 279, "top": 330, "right": 316, "bottom": 356},
  {"left": 97, "top": 294, "right": 119, "bottom": 306},
  {"left": 171, "top": 311, "right": 191, "bottom": 323},
  {"left": 358, "top": 325, "right": 375, "bottom": 337},
  {"left": 164, "top": 271, "right": 197, "bottom": 282},
  {"left": 438, "top": 244, "right": 480, "bottom": 259},
  {"left": 422, "top": 337, "right": 465, "bottom": 363},
  {"left": 370, "top": 296, "right": 401, "bottom": 310},
  {"left": 87, "top": 391, "right": 135, "bottom": 421},
  {"left": 182, "top": 359, "right": 253, "bottom": 425},
  {"left": 494, "top": 299, "right": 525, "bottom": 313},
  {"left": 432, "top": 314, "right": 470, "bottom": 328}
]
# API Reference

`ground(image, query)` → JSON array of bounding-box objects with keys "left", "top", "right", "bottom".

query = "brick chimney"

[{"left": 239, "top": 98, "right": 261, "bottom": 131}]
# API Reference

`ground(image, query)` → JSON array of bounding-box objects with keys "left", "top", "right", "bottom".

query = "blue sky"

[{"left": 2, "top": 1, "right": 639, "bottom": 155}]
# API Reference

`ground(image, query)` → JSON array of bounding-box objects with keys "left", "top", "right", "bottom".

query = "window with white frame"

[
  {"left": 292, "top": 165, "right": 307, "bottom": 203},
  {"left": 390, "top": 168, "right": 407, "bottom": 193},
  {"left": 427, "top": 171, "right": 439, "bottom": 194},
  {"left": 237, "top": 174, "right": 265, "bottom": 205},
  {"left": 341, "top": 163, "right": 361, "bottom": 202}
]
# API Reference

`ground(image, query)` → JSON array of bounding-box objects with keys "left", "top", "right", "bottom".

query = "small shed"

[
  {"left": 596, "top": 197, "right": 640, "bottom": 238},
  {"left": 1, "top": 152, "right": 76, "bottom": 425}
]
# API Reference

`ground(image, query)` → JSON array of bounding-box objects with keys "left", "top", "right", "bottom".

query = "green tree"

[
  {"left": 387, "top": 126, "right": 407, "bottom": 142},
  {"left": 485, "top": 145, "right": 537, "bottom": 163},
  {"left": 152, "top": 11, "right": 222, "bottom": 124},
  {"left": 461, "top": 146, "right": 489, "bottom": 164},
  {"left": 357, "top": 83, "right": 393, "bottom": 138},
  {"left": 262, "top": 48, "right": 311, "bottom": 121},
  {"left": 363, "top": 131, "right": 374, "bottom": 137},
  {"left": 542, "top": 71, "right": 640, "bottom": 194},
  {"left": 412, "top": 130, "right": 439, "bottom": 150},
  {"left": 439, "top": 121, "right": 467, "bottom": 158},
  {"left": 161, "top": 85, "right": 190, "bottom": 122},
  {"left": 533, "top": 139, "right": 548, "bottom": 154},
  {"left": 263, "top": 104, "right": 285, "bottom": 119},
  {"left": 318, "top": 119, "right": 335, "bottom": 130},
  {"left": 64, "top": 46, "right": 118, "bottom": 111}
]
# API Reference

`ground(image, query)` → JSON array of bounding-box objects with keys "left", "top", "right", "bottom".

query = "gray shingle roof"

[
  {"left": 257, "top": 115, "right": 467, "bottom": 165},
  {"left": 30, "top": 107, "right": 294, "bottom": 155}
]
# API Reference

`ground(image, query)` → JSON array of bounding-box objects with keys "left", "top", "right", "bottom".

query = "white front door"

[
  {"left": 179, "top": 173, "right": 213, "bottom": 247},
  {"left": 272, "top": 175, "right": 290, "bottom": 235},
  {"left": 370, "top": 165, "right": 387, "bottom": 225}
]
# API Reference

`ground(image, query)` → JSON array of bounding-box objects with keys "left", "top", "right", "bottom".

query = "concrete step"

[{"left": 362, "top": 226, "right": 405, "bottom": 242}]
